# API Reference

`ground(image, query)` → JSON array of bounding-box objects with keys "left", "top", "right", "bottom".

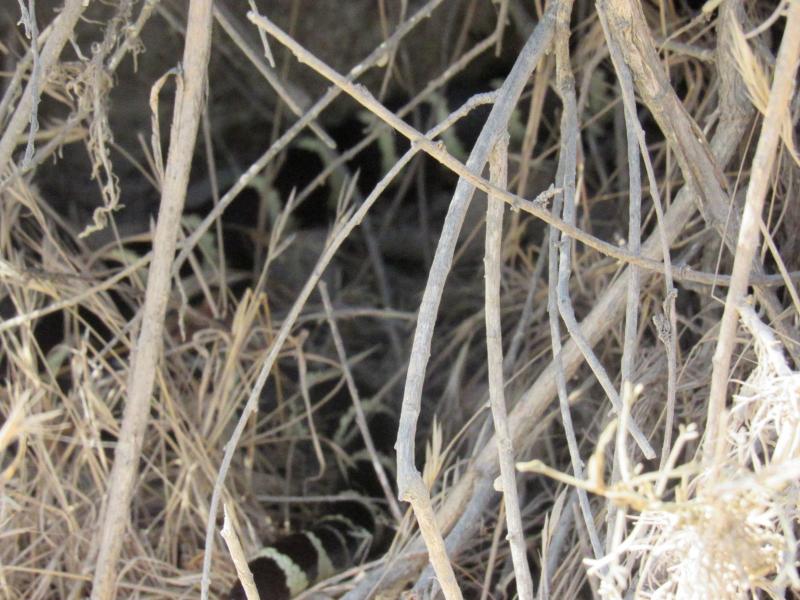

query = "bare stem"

[
  {"left": 90, "top": 0, "right": 214, "bottom": 597},
  {"left": 485, "top": 134, "right": 535, "bottom": 599},
  {"left": 704, "top": 2, "right": 800, "bottom": 463}
]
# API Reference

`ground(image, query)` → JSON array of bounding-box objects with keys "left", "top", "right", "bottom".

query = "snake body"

[
  {"left": 229, "top": 499, "right": 376, "bottom": 599},
  {"left": 229, "top": 404, "right": 395, "bottom": 599}
]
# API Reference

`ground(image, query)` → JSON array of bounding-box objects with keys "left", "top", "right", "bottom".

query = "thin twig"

[
  {"left": 596, "top": 0, "right": 644, "bottom": 552},
  {"left": 295, "top": 332, "right": 326, "bottom": 483},
  {"left": 16, "top": 0, "right": 41, "bottom": 168},
  {"left": 547, "top": 0, "right": 604, "bottom": 560},
  {"left": 704, "top": 2, "right": 800, "bottom": 463},
  {"left": 220, "top": 505, "right": 259, "bottom": 600},
  {"left": 598, "top": 7, "right": 679, "bottom": 470},
  {"left": 485, "top": 133, "right": 535, "bottom": 599},
  {"left": 504, "top": 238, "right": 548, "bottom": 374},
  {"left": 553, "top": 4, "right": 654, "bottom": 458},
  {"left": 318, "top": 282, "right": 404, "bottom": 524}
]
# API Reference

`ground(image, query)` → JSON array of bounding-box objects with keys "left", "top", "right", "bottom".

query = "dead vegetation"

[{"left": 1, "top": 0, "right": 799, "bottom": 599}]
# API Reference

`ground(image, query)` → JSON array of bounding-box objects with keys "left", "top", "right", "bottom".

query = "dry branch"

[
  {"left": 2, "top": 1, "right": 798, "bottom": 598},
  {"left": 705, "top": 1, "right": 800, "bottom": 462},
  {"left": 90, "top": 0, "right": 214, "bottom": 597},
  {"left": 247, "top": 6, "right": 558, "bottom": 597},
  {"left": 344, "top": 4, "right": 760, "bottom": 593},
  {"left": 485, "top": 134, "right": 534, "bottom": 599}
]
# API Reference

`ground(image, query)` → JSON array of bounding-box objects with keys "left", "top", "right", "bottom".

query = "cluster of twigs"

[{"left": 1, "top": 0, "right": 799, "bottom": 599}]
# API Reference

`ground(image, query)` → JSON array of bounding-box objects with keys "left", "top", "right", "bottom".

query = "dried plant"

[{"left": 1, "top": 1, "right": 798, "bottom": 599}]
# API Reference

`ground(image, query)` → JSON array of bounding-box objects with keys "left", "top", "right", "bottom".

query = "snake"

[
  {"left": 228, "top": 498, "right": 378, "bottom": 599},
  {"left": 228, "top": 402, "right": 396, "bottom": 599}
]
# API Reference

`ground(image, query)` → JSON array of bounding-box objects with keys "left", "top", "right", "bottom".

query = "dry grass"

[{"left": 1, "top": 0, "right": 799, "bottom": 599}]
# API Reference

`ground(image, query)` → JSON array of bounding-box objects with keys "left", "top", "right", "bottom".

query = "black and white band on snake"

[{"left": 228, "top": 496, "right": 378, "bottom": 599}]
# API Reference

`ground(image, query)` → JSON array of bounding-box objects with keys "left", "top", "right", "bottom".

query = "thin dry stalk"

[
  {"left": 318, "top": 282, "right": 404, "bottom": 525},
  {"left": 90, "top": 0, "right": 214, "bottom": 597},
  {"left": 545, "top": 0, "right": 605, "bottom": 562},
  {"left": 485, "top": 134, "right": 535, "bottom": 598},
  {"left": 551, "top": 33, "right": 654, "bottom": 458},
  {"left": 221, "top": 505, "right": 259, "bottom": 600},
  {"left": 3, "top": 1, "right": 799, "bottom": 599},
  {"left": 705, "top": 1, "right": 800, "bottom": 463}
]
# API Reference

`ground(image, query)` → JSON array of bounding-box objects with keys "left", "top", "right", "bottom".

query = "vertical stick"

[
  {"left": 485, "top": 134, "right": 535, "bottom": 599},
  {"left": 90, "top": 1, "right": 214, "bottom": 598},
  {"left": 705, "top": 4, "right": 800, "bottom": 463}
]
